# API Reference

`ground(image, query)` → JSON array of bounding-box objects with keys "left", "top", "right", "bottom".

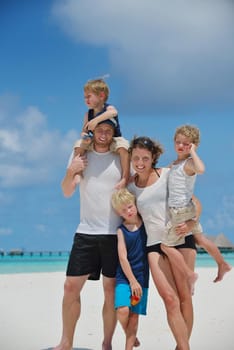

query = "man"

[{"left": 54, "top": 120, "right": 125, "bottom": 350}]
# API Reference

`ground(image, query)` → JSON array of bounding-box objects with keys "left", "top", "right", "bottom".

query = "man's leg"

[
  {"left": 53, "top": 275, "right": 88, "bottom": 350},
  {"left": 102, "top": 276, "right": 117, "bottom": 350}
]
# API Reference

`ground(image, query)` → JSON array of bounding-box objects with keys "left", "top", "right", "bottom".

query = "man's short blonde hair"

[
  {"left": 84, "top": 78, "right": 109, "bottom": 102},
  {"left": 111, "top": 188, "right": 136, "bottom": 211}
]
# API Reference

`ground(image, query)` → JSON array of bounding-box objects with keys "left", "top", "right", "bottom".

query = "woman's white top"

[{"left": 128, "top": 168, "right": 170, "bottom": 246}]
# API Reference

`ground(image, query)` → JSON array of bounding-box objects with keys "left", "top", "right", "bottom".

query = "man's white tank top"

[{"left": 71, "top": 150, "right": 122, "bottom": 235}]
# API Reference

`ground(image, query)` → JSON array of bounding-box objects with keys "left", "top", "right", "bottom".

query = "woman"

[{"left": 128, "top": 136, "right": 200, "bottom": 350}]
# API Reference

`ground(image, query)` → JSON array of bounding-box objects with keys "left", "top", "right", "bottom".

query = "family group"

[{"left": 53, "top": 78, "right": 231, "bottom": 350}]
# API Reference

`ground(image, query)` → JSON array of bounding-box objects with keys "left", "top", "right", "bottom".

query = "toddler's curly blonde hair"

[{"left": 174, "top": 125, "right": 200, "bottom": 146}]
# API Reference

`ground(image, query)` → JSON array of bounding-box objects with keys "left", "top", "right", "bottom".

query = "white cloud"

[
  {"left": 0, "top": 93, "right": 20, "bottom": 122},
  {"left": 0, "top": 129, "right": 22, "bottom": 152},
  {"left": 35, "top": 224, "right": 47, "bottom": 233},
  {"left": 0, "top": 228, "right": 12, "bottom": 236},
  {"left": 52, "top": 0, "right": 234, "bottom": 114},
  {"left": 0, "top": 192, "right": 13, "bottom": 205},
  {"left": 0, "top": 94, "right": 79, "bottom": 188},
  {"left": 205, "top": 195, "right": 234, "bottom": 231}
]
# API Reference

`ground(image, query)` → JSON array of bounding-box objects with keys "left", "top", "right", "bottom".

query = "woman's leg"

[
  {"left": 171, "top": 248, "right": 196, "bottom": 339},
  {"left": 148, "top": 252, "right": 190, "bottom": 350},
  {"left": 161, "top": 243, "right": 198, "bottom": 294}
]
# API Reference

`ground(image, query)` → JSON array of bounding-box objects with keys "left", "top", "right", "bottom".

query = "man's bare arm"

[{"left": 61, "top": 155, "right": 88, "bottom": 197}]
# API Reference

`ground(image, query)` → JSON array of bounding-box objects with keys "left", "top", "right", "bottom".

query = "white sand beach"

[{"left": 0, "top": 267, "right": 233, "bottom": 350}]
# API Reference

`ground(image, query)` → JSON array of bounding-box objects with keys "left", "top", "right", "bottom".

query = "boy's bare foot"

[
  {"left": 188, "top": 272, "right": 198, "bottom": 295},
  {"left": 102, "top": 342, "right": 112, "bottom": 350},
  {"left": 213, "top": 262, "right": 232, "bottom": 283},
  {"left": 134, "top": 337, "right": 140, "bottom": 347}
]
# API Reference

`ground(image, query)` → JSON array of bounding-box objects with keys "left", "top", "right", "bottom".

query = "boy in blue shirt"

[{"left": 111, "top": 188, "right": 149, "bottom": 350}]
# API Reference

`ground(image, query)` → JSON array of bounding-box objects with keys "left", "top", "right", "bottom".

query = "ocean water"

[
  {"left": 0, "top": 251, "right": 234, "bottom": 274},
  {"left": 0, "top": 252, "right": 70, "bottom": 274}
]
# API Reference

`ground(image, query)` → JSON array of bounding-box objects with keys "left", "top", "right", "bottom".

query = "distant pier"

[
  {"left": 1, "top": 247, "right": 234, "bottom": 258},
  {"left": 197, "top": 247, "right": 234, "bottom": 253},
  {"left": 0, "top": 250, "right": 70, "bottom": 257}
]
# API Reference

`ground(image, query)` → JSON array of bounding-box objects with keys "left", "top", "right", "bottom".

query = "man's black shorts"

[{"left": 66, "top": 233, "right": 118, "bottom": 280}]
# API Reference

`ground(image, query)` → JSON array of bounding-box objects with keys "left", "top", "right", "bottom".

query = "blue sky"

[{"left": 0, "top": 0, "right": 234, "bottom": 251}]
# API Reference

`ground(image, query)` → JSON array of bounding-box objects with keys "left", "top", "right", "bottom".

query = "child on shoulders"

[{"left": 73, "top": 78, "right": 129, "bottom": 189}]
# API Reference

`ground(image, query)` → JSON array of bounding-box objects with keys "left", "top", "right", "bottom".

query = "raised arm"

[
  {"left": 61, "top": 154, "right": 88, "bottom": 197},
  {"left": 81, "top": 112, "right": 89, "bottom": 133},
  {"left": 86, "top": 105, "right": 118, "bottom": 131},
  {"left": 185, "top": 143, "right": 205, "bottom": 175}
]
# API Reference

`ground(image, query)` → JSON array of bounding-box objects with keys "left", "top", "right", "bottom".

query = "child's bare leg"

[
  {"left": 117, "top": 306, "right": 129, "bottom": 332},
  {"left": 161, "top": 243, "right": 198, "bottom": 295},
  {"left": 125, "top": 313, "right": 139, "bottom": 350},
  {"left": 195, "top": 234, "right": 232, "bottom": 282},
  {"left": 117, "top": 307, "right": 139, "bottom": 350},
  {"left": 73, "top": 136, "right": 92, "bottom": 157},
  {"left": 213, "top": 262, "right": 232, "bottom": 283},
  {"left": 115, "top": 147, "right": 130, "bottom": 189}
]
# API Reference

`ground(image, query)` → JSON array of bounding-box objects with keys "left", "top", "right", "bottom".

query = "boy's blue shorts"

[{"left": 115, "top": 283, "right": 148, "bottom": 315}]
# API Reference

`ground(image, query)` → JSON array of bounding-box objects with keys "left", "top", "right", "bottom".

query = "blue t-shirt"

[
  {"left": 116, "top": 223, "right": 149, "bottom": 288},
  {"left": 88, "top": 103, "right": 122, "bottom": 137}
]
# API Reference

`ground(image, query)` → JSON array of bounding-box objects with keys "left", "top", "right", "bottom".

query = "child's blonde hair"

[
  {"left": 111, "top": 188, "right": 136, "bottom": 212},
  {"left": 174, "top": 124, "right": 200, "bottom": 146},
  {"left": 84, "top": 78, "right": 109, "bottom": 102}
]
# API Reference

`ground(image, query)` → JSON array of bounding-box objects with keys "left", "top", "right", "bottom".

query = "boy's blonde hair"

[
  {"left": 84, "top": 78, "right": 109, "bottom": 102},
  {"left": 174, "top": 124, "right": 200, "bottom": 146},
  {"left": 111, "top": 188, "right": 135, "bottom": 211}
]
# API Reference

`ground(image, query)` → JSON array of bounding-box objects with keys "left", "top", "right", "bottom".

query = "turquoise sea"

[{"left": 0, "top": 251, "right": 234, "bottom": 274}]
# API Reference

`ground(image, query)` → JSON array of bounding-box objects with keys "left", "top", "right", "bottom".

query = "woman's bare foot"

[{"left": 213, "top": 262, "right": 232, "bottom": 283}]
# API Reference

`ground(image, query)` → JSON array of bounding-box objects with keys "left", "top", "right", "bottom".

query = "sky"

[{"left": 0, "top": 0, "right": 234, "bottom": 251}]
